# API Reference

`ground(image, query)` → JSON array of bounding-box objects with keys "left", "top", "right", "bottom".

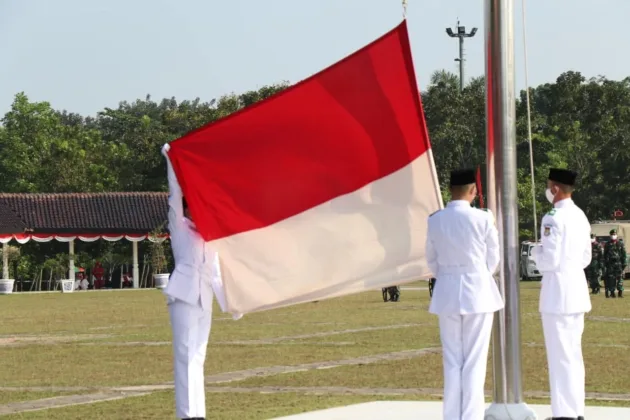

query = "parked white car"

[{"left": 520, "top": 241, "right": 542, "bottom": 281}]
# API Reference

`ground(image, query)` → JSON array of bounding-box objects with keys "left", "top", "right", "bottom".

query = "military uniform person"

[
  {"left": 532, "top": 168, "right": 591, "bottom": 420},
  {"left": 381, "top": 286, "right": 400, "bottom": 302},
  {"left": 585, "top": 234, "right": 603, "bottom": 294},
  {"left": 603, "top": 229, "right": 626, "bottom": 298},
  {"left": 426, "top": 168, "right": 503, "bottom": 420},
  {"left": 428, "top": 277, "right": 436, "bottom": 297}
]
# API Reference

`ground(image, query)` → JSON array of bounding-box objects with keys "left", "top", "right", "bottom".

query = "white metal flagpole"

[{"left": 483, "top": 0, "right": 537, "bottom": 419}]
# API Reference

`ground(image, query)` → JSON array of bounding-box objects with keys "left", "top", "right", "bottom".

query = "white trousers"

[
  {"left": 439, "top": 312, "right": 494, "bottom": 420},
  {"left": 542, "top": 313, "right": 585, "bottom": 418},
  {"left": 169, "top": 298, "right": 212, "bottom": 419}
]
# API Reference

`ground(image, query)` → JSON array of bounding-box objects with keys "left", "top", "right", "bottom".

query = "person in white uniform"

[
  {"left": 533, "top": 168, "right": 591, "bottom": 420},
  {"left": 162, "top": 144, "right": 221, "bottom": 420},
  {"left": 426, "top": 168, "right": 504, "bottom": 420}
]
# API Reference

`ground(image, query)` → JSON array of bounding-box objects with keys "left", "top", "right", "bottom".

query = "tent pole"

[
  {"left": 69, "top": 240, "right": 76, "bottom": 281},
  {"left": 132, "top": 241, "right": 139, "bottom": 288},
  {"left": 2, "top": 243, "right": 9, "bottom": 280}
]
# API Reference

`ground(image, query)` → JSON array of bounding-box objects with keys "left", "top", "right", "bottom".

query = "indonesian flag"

[{"left": 164, "top": 20, "right": 443, "bottom": 315}]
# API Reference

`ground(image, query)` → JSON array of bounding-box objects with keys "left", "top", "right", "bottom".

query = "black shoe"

[
  {"left": 619, "top": 290, "right": 623, "bottom": 298},
  {"left": 381, "top": 288, "right": 389, "bottom": 302},
  {"left": 578, "top": 416, "right": 584, "bottom": 420}
]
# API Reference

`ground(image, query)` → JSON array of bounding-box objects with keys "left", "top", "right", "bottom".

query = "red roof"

[{"left": 0, "top": 193, "right": 168, "bottom": 235}]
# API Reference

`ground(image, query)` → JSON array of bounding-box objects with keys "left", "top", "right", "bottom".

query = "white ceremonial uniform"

[
  {"left": 532, "top": 198, "right": 591, "bottom": 418},
  {"left": 426, "top": 200, "right": 503, "bottom": 420},
  {"left": 162, "top": 144, "right": 221, "bottom": 420}
]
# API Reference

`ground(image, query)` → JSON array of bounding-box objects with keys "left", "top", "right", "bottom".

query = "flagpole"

[{"left": 484, "top": 0, "right": 537, "bottom": 419}]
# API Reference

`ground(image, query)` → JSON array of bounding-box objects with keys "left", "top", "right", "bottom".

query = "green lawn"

[{"left": 0, "top": 281, "right": 628, "bottom": 418}]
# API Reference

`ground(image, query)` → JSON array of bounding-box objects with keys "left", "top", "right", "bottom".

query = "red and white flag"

[{"left": 164, "top": 21, "right": 443, "bottom": 315}]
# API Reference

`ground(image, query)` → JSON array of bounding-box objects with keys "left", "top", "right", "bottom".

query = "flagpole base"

[{"left": 485, "top": 402, "right": 538, "bottom": 420}]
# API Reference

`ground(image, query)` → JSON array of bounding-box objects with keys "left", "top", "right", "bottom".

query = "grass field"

[{"left": 1, "top": 281, "right": 630, "bottom": 419}]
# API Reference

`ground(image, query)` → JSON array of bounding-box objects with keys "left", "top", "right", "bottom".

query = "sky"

[{"left": 1, "top": 0, "right": 629, "bottom": 117}]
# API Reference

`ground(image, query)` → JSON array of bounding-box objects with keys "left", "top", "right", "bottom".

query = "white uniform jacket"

[
  {"left": 533, "top": 198, "right": 592, "bottom": 314},
  {"left": 161, "top": 144, "right": 221, "bottom": 312},
  {"left": 426, "top": 200, "right": 504, "bottom": 315}
]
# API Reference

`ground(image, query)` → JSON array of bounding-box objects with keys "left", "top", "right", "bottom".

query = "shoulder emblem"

[
  {"left": 547, "top": 209, "right": 557, "bottom": 216},
  {"left": 544, "top": 225, "right": 551, "bottom": 236}
]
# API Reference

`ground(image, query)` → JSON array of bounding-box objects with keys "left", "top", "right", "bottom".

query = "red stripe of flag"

[{"left": 167, "top": 21, "right": 431, "bottom": 242}]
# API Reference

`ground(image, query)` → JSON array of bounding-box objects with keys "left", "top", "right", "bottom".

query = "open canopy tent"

[{"left": 0, "top": 192, "right": 169, "bottom": 288}]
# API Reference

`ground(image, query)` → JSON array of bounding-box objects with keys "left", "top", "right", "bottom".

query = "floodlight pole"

[
  {"left": 446, "top": 21, "right": 477, "bottom": 91},
  {"left": 484, "top": 0, "right": 537, "bottom": 419}
]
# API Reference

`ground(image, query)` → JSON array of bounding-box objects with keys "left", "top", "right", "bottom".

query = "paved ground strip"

[
  {"left": 0, "top": 334, "right": 112, "bottom": 347},
  {"left": 77, "top": 323, "right": 428, "bottom": 347},
  {"left": 0, "top": 392, "right": 150, "bottom": 416},
  {"left": 202, "top": 386, "right": 630, "bottom": 402},
  {"left": 216, "top": 324, "right": 427, "bottom": 345},
  {"left": 587, "top": 315, "right": 630, "bottom": 323},
  {"left": 201, "top": 347, "right": 441, "bottom": 385}
]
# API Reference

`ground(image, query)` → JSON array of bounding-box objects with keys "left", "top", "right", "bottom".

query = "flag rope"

[
  {"left": 522, "top": 0, "right": 538, "bottom": 242},
  {"left": 402, "top": 0, "right": 408, "bottom": 18}
]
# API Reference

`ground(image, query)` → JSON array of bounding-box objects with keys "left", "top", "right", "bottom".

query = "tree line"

[{"left": 1, "top": 70, "right": 629, "bottom": 262}]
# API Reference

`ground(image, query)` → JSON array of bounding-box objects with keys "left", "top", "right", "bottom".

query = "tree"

[
  {"left": 422, "top": 71, "right": 486, "bottom": 189},
  {"left": 4, "top": 73, "right": 630, "bottom": 243},
  {"left": 0, "top": 93, "right": 118, "bottom": 193}
]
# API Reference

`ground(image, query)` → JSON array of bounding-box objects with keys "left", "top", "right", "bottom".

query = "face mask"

[
  {"left": 545, "top": 188, "right": 555, "bottom": 204},
  {"left": 612, "top": 235, "right": 618, "bottom": 241}
]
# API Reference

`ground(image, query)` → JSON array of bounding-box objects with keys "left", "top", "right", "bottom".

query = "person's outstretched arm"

[{"left": 162, "top": 144, "right": 184, "bottom": 231}]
